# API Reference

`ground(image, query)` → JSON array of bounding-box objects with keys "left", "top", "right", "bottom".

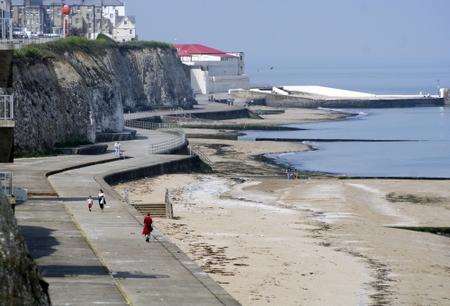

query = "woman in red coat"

[{"left": 142, "top": 213, "right": 153, "bottom": 243}]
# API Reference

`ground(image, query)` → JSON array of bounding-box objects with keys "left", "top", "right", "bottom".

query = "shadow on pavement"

[
  {"left": 112, "top": 271, "right": 170, "bottom": 279},
  {"left": 40, "top": 265, "right": 109, "bottom": 277},
  {"left": 19, "top": 225, "right": 58, "bottom": 259}
]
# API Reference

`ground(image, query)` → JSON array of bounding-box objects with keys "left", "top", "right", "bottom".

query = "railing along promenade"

[
  {"left": 0, "top": 94, "right": 14, "bottom": 127},
  {"left": 125, "top": 118, "right": 214, "bottom": 169},
  {"left": 125, "top": 119, "right": 187, "bottom": 154},
  {"left": 0, "top": 171, "right": 13, "bottom": 196}
]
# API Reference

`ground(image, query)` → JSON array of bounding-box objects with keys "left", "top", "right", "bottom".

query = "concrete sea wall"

[
  {"left": 104, "top": 155, "right": 210, "bottom": 186},
  {"left": 231, "top": 90, "right": 445, "bottom": 108}
]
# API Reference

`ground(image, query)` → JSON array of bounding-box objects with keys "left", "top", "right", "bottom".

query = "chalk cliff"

[
  {"left": 12, "top": 42, "right": 194, "bottom": 154},
  {"left": 0, "top": 197, "right": 50, "bottom": 305}
]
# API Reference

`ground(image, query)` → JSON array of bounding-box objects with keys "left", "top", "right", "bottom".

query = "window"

[{"left": 129, "top": 29, "right": 132, "bottom": 34}]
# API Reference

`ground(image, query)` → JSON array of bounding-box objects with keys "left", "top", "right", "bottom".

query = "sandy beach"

[{"left": 114, "top": 107, "right": 450, "bottom": 305}]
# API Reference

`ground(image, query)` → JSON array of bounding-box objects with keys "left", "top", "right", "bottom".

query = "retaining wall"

[
  {"left": 104, "top": 155, "right": 211, "bottom": 186},
  {"left": 231, "top": 90, "right": 445, "bottom": 108}
]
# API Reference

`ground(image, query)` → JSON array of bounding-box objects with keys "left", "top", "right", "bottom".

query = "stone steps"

[{"left": 132, "top": 203, "right": 167, "bottom": 217}]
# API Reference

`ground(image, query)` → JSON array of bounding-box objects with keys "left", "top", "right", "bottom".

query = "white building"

[
  {"left": 0, "top": 0, "right": 11, "bottom": 39},
  {"left": 112, "top": 15, "right": 134, "bottom": 42},
  {"left": 102, "top": 0, "right": 124, "bottom": 28},
  {"left": 175, "top": 44, "right": 250, "bottom": 95}
]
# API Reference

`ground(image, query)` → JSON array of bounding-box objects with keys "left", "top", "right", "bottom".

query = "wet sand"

[{"left": 115, "top": 107, "right": 450, "bottom": 305}]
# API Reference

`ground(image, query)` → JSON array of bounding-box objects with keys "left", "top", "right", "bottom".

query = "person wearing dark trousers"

[{"left": 98, "top": 189, "right": 106, "bottom": 212}]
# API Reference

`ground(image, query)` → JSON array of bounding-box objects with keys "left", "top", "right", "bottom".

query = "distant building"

[
  {"left": 11, "top": 0, "right": 135, "bottom": 40},
  {"left": 0, "top": 0, "right": 12, "bottom": 39},
  {"left": 0, "top": 0, "right": 11, "bottom": 16},
  {"left": 112, "top": 15, "right": 134, "bottom": 42},
  {"left": 12, "top": 0, "right": 45, "bottom": 35},
  {"left": 175, "top": 44, "right": 250, "bottom": 95}
]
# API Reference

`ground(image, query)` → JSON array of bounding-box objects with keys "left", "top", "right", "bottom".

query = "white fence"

[
  {"left": 188, "top": 144, "right": 213, "bottom": 169},
  {"left": 0, "top": 172, "right": 13, "bottom": 196},
  {"left": 0, "top": 95, "right": 13, "bottom": 120},
  {"left": 125, "top": 120, "right": 181, "bottom": 130},
  {"left": 147, "top": 129, "right": 187, "bottom": 154}
]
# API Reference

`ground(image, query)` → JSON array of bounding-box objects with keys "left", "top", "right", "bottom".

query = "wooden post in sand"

[{"left": 165, "top": 188, "right": 174, "bottom": 219}]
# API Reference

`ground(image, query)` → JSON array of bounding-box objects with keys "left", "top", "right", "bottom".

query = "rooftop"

[{"left": 174, "top": 44, "right": 237, "bottom": 58}]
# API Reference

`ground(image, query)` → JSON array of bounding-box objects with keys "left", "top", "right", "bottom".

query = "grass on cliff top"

[{"left": 13, "top": 35, "right": 174, "bottom": 60}]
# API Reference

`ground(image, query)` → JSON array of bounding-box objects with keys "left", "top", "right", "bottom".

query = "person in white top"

[
  {"left": 98, "top": 190, "right": 106, "bottom": 211},
  {"left": 114, "top": 142, "right": 121, "bottom": 157}
]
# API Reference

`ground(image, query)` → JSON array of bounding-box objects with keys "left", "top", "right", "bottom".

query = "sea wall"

[
  {"left": 0, "top": 196, "right": 50, "bottom": 305},
  {"left": 12, "top": 42, "right": 195, "bottom": 154},
  {"left": 231, "top": 90, "right": 445, "bottom": 108},
  {"left": 104, "top": 156, "right": 210, "bottom": 186}
]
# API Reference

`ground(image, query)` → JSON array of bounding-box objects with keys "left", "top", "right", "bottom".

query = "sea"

[{"left": 243, "top": 64, "right": 450, "bottom": 178}]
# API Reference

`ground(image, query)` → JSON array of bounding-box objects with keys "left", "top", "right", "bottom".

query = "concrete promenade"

[{"left": 11, "top": 129, "right": 239, "bottom": 305}]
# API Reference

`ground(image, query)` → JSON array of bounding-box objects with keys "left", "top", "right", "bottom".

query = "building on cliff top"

[
  {"left": 0, "top": 0, "right": 12, "bottom": 40},
  {"left": 11, "top": 0, "right": 136, "bottom": 41},
  {"left": 175, "top": 44, "right": 250, "bottom": 95}
]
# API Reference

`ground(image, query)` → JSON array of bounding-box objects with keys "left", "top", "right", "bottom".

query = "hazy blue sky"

[{"left": 127, "top": 0, "right": 450, "bottom": 67}]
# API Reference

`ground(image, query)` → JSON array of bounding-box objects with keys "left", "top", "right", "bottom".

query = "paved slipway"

[{"left": 9, "top": 129, "right": 239, "bottom": 306}]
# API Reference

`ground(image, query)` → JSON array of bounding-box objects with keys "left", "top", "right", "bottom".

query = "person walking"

[
  {"left": 142, "top": 213, "right": 153, "bottom": 243},
  {"left": 114, "top": 142, "right": 121, "bottom": 157},
  {"left": 98, "top": 189, "right": 106, "bottom": 212},
  {"left": 87, "top": 196, "right": 94, "bottom": 212}
]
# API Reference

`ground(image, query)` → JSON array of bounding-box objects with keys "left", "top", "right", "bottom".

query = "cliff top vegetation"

[{"left": 13, "top": 35, "right": 174, "bottom": 61}]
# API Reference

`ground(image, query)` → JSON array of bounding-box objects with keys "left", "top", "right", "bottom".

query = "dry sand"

[{"left": 115, "top": 108, "right": 450, "bottom": 305}]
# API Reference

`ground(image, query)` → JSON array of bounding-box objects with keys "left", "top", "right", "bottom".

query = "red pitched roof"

[{"left": 174, "top": 44, "right": 236, "bottom": 58}]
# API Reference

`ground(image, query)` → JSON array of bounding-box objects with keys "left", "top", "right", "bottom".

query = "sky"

[{"left": 126, "top": 0, "right": 450, "bottom": 68}]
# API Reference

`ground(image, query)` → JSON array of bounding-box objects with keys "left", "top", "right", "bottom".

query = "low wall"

[
  {"left": 266, "top": 95, "right": 445, "bottom": 108},
  {"left": 104, "top": 155, "right": 211, "bottom": 186},
  {"left": 231, "top": 90, "right": 445, "bottom": 108}
]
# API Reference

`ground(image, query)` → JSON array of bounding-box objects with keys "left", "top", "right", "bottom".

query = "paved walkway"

[
  {"left": 16, "top": 199, "right": 126, "bottom": 305},
  {"left": 7, "top": 129, "right": 239, "bottom": 305}
]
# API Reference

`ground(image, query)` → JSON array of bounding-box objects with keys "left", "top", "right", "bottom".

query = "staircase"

[{"left": 132, "top": 203, "right": 167, "bottom": 218}]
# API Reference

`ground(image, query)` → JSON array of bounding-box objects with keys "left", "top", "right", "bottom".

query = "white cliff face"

[
  {"left": 12, "top": 46, "right": 194, "bottom": 154},
  {"left": 0, "top": 196, "right": 51, "bottom": 305}
]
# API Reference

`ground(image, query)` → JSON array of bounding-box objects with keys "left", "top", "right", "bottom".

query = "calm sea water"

[
  {"left": 243, "top": 65, "right": 450, "bottom": 178},
  {"left": 245, "top": 108, "right": 450, "bottom": 178}
]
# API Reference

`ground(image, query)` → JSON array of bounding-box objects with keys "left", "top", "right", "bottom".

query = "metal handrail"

[
  {"left": 0, "top": 95, "right": 14, "bottom": 120},
  {"left": 0, "top": 171, "right": 13, "bottom": 196},
  {"left": 189, "top": 144, "right": 213, "bottom": 168},
  {"left": 125, "top": 120, "right": 181, "bottom": 130},
  {"left": 147, "top": 130, "right": 186, "bottom": 154}
]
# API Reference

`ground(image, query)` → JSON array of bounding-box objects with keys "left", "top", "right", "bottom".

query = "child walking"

[{"left": 87, "top": 196, "right": 93, "bottom": 212}]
